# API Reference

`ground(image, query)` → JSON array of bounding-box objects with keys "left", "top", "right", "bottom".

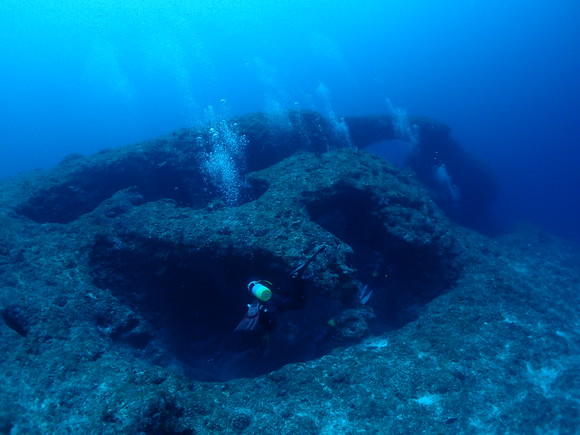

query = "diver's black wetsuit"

[
  {"left": 253, "top": 279, "right": 307, "bottom": 332},
  {"left": 233, "top": 245, "right": 325, "bottom": 349}
]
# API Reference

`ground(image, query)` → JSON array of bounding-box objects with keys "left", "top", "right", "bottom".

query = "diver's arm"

[{"left": 291, "top": 244, "right": 326, "bottom": 280}]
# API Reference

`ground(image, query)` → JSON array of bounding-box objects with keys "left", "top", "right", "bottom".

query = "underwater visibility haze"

[
  {"left": 0, "top": 0, "right": 580, "bottom": 433},
  {"left": 1, "top": 0, "right": 580, "bottom": 241}
]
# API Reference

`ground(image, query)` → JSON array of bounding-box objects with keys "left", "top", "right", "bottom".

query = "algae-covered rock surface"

[{"left": 0, "top": 112, "right": 578, "bottom": 433}]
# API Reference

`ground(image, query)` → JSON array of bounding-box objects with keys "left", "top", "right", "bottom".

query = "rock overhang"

[{"left": 81, "top": 149, "right": 462, "bottom": 379}]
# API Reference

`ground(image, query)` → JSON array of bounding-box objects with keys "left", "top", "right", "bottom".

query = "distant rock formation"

[{"left": 11, "top": 110, "right": 498, "bottom": 231}]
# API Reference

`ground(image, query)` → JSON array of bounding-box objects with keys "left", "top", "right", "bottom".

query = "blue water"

[{"left": 1, "top": 0, "right": 579, "bottom": 242}]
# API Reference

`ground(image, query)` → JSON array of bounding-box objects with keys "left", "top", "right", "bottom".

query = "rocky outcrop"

[
  {"left": 0, "top": 111, "right": 577, "bottom": 433},
  {"left": 9, "top": 110, "right": 497, "bottom": 228}
]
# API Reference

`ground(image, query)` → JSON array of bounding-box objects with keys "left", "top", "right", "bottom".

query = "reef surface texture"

[{"left": 0, "top": 111, "right": 578, "bottom": 433}]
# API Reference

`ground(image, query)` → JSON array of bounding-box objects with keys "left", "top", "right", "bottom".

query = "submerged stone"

[{"left": 0, "top": 111, "right": 577, "bottom": 433}]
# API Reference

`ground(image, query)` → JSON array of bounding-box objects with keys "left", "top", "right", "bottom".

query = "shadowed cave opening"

[
  {"left": 305, "top": 185, "right": 458, "bottom": 330},
  {"left": 17, "top": 157, "right": 267, "bottom": 224},
  {"left": 89, "top": 236, "right": 341, "bottom": 381}
]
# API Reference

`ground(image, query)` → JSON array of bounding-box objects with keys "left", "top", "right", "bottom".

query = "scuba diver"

[{"left": 234, "top": 244, "right": 326, "bottom": 334}]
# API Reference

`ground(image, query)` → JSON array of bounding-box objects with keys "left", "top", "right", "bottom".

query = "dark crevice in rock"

[
  {"left": 305, "top": 184, "right": 459, "bottom": 329},
  {"left": 89, "top": 234, "right": 339, "bottom": 381},
  {"left": 2, "top": 304, "right": 31, "bottom": 337},
  {"left": 17, "top": 161, "right": 267, "bottom": 224}
]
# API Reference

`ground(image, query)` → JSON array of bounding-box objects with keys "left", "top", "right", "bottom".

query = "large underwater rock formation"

[
  {"left": 12, "top": 110, "right": 497, "bottom": 229},
  {"left": 0, "top": 111, "right": 578, "bottom": 433}
]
